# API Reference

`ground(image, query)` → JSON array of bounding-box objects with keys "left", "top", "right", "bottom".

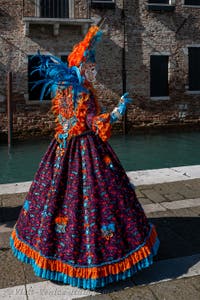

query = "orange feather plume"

[{"left": 68, "top": 26, "right": 99, "bottom": 67}]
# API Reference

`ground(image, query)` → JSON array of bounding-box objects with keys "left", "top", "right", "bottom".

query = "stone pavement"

[{"left": 0, "top": 166, "right": 200, "bottom": 299}]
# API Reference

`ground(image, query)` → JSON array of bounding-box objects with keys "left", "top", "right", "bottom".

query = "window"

[
  {"left": 184, "top": 0, "right": 200, "bottom": 5},
  {"left": 150, "top": 55, "right": 169, "bottom": 97},
  {"left": 188, "top": 47, "right": 200, "bottom": 91},
  {"left": 40, "top": 0, "right": 69, "bottom": 18}
]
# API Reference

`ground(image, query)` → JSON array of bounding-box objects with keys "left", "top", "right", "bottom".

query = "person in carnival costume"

[{"left": 10, "top": 25, "right": 160, "bottom": 290}]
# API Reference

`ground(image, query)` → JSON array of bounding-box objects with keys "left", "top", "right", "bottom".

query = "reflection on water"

[{"left": 0, "top": 131, "right": 199, "bottom": 184}]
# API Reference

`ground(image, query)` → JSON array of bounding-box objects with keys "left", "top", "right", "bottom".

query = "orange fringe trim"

[
  {"left": 92, "top": 113, "right": 111, "bottom": 142},
  {"left": 11, "top": 225, "right": 157, "bottom": 279},
  {"left": 68, "top": 26, "right": 99, "bottom": 67}
]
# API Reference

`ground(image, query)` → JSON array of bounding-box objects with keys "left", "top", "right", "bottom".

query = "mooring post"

[{"left": 7, "top": 71, "right": 13, "bottom": 151}]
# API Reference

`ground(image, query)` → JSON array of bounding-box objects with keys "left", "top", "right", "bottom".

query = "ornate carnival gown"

[{"left": 10, "top": 83, "right": 160, "bottom": 290}]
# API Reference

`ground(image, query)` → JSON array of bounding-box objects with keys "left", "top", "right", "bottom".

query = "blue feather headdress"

[{"left": 30, "top": 52, "right": 88, "bottom": 103}]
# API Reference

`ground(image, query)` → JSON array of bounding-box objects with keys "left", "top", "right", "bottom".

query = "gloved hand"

[
  {"left": 110, "top": 92, "right": 133, "bottom": 124},
  {"left": 121, "top": 92, "right": 133, "bottom": 104}
]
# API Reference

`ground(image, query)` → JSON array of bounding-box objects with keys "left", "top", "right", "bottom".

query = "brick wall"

[
  {"left": 0, "top": 0, "right": 200, "bottom": 140},
  {"left": 74, "top": 0, "right": 90, "bottom": 18}
]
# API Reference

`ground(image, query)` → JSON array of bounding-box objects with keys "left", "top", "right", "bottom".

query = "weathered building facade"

[{"left": 0, "top": 0, "right": 200, "bottom": 140}]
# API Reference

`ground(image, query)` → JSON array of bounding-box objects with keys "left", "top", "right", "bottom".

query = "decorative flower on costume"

[
  {"left": 55, "top": 216, "right": 68, "bottom": 233},
  {"left": 101, "top": 223, "right": 115, "bottom": 240}
]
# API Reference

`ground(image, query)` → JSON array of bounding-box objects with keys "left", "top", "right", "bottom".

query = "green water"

[{"left": 0, "top": 131, "right": 199, "bottom": 184}]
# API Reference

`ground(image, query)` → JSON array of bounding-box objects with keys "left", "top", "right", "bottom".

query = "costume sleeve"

[{"left": 86, "top": 96, "right": 111, "bottom": 142}]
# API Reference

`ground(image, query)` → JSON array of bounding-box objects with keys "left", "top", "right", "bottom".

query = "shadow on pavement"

[
  {"left": 150, "top": 216, "right": 200, "bottom": 260},
  {"left": 0, "top": 206, "right": 22, "bottom": 223}
]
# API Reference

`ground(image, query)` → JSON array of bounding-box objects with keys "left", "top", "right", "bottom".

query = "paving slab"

[
  {"left": 161, "top": 193, "right": 185, "bottom": 201},
  {"left": 171, "top": 206, "right": 200, "bottom": 217},
  {"left": 161, "top": 198, "right": 200, "bottom": 210},
  {"left": 189, "top": 275, "right": 200, "bottom": 292},
  {"left": 23, "top": 263, "right": 45, "bottom": 286},
  {"left": 134, "top": 189, "right": 145, "bottom": 198},
  {"left": 128, "top": 168, "right": 183, "bottom": 186},
  {"left": 0, "top": 193, "right": 27, "bottom": 207},
  {"left": 178, "top": 189, "right": 200, "bottom": 199},
  {"left": 0, "top": 249, "right": 26, "bottom": 289},
  {"left": 140, "top": 189, "right": 167, "bottom": 203},
  {"left": 0, "top": 182, "right": 31, "bottom": 195},
  {"left": 141, "top": 182, "right": 173, "bottom": 193},
  {"left": 0, "top": 220, "right": 15, "bottom": 232},
  {"left": 25, "top": 281, "right": 99, "bottom": 300},
  {"left": 0, "top": 221, "right": 14, "bottom": 249},
  {"left": 102, "top": 286, "right": 156, "bottom": 300},
  {"left": 133, "top": 254, "right": 200, "bottom": 286},
  {"left": 137, "top": 197, "right": 153, "bottom": 205},
  {"left": 171, "top": 165, "right": 200, "bottom": 180},
  {"left": 186, "top": 179, "right": 200, "bottom": 191},
  {"left": 143, "top": 203, "right": 166, "bottom": 214},
  {"left": 0, "top": 285, "right": 27, "bottom": 300},
  {"left": 190, "top": 205, "right": 200, "bottom": 216},
  {"left": 148, "top": 276, "right": 200, "bottom": 300},
  {"left": 140, "top": 179, "right": 200, "bottom": 198},
  {"left": 0, "top": 231, "right": 11, "bottom": 249}
]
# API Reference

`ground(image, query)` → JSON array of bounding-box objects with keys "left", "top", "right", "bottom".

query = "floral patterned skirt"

[{"left": 10, "top": 130, "right": 160, "bottom": 289}]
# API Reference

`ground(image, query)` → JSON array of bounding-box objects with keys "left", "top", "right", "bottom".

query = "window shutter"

[
  {"left": 188, "top": 47, "right": 200, "bottom": 91},
  {"left": 150, "top": 55, "right": 169, "bottom": 97}
]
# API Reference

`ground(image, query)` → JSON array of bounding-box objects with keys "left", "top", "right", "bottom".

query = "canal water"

[{"left": 0, "top": 131, "right": 199, "bottom": 184}]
